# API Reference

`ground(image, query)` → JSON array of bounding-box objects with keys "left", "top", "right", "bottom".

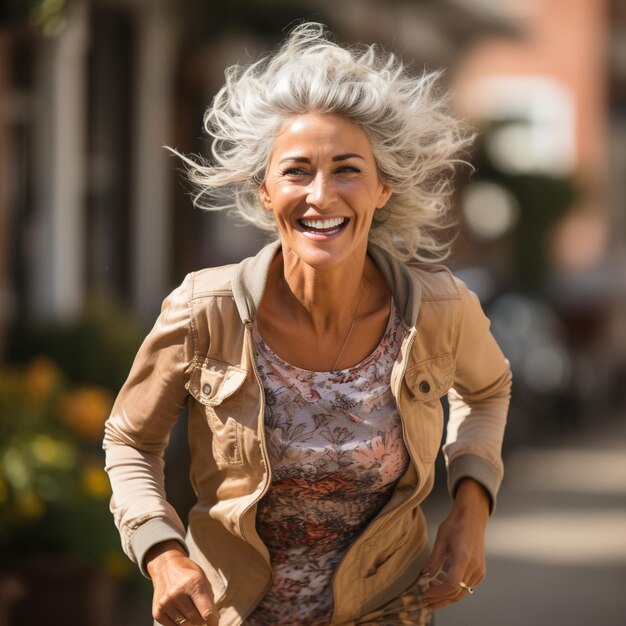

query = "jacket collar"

[{"left": 231, "top": 239, "right": 422, "bottom": 328}]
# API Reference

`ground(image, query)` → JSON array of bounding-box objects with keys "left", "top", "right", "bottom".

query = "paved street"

[{"left": 424, "top": 416, "right": 626, "bottom": 626}]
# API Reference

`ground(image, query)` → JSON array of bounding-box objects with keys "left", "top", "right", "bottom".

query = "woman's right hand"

[{"left": 146, "top": 540, "right": 219, "bottom": 626}]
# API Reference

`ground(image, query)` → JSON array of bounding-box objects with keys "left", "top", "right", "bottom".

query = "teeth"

[{"left": 300, "top": 217, "right": 346, "bottom": 230}]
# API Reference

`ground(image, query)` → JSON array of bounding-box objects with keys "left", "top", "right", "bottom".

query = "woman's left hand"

[{"left": 420, "top": 478, "right": 491, "bottom": 610}]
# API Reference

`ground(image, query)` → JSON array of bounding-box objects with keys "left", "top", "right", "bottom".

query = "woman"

[{"left": 103, "top": 23, "right": 511, "bottom": 626}]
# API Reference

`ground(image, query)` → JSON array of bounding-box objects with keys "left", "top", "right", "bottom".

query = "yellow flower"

[
  {"left": 81, "top": 464, "right": 111, "bottom": 499},
  {"left": 24, "top": 357, "right": 60, "bottom": 405},
  {"left": 58, "top": 387, "right": 113, "bottom": 441},
  {"left": 3, "top": 448, "right": 29, "bottom": 490},
  {"left": 30, "top": 434, "right": 75, "bottom": 469}
]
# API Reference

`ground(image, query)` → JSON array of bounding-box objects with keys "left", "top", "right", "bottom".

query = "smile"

[{"left": 298, "top": 217, "right": 348, "bottom": 235}]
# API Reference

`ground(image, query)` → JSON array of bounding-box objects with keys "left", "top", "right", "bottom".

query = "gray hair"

[{"left": 174, "top": 22, "right": 474, "bottom": 261}]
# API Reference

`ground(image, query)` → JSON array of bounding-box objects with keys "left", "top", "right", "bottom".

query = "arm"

[
  {"left": 422, "top": 279, "right": 512, "bottom": 609},
  {"left": 103, "top": 274, "right": 218, "bottom": 625},
  {"left": 103, "top": 274, "right": 194, "bottom": 566}
]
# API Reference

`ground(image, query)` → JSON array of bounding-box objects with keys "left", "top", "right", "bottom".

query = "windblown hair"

[{"left": 176, "top": 22, "right": 474, "bottom": 261}]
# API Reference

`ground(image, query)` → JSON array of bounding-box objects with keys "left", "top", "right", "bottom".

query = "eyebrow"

[{"left": 277, "top": 152, "right": 366, "bottom": 164}]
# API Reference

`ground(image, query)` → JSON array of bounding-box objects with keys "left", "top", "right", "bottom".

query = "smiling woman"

[
  {"left": 103, "top": 22, "right": 512, "bottom": 626},
  {"left": 260, "top": 114, "right": 391, "bottom": 260},
  {"left": 174, "top": 23, "right": 472, "bottom": 263}
]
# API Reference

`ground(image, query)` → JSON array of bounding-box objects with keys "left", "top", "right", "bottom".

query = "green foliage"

[
  {"left": 2, "top": 301, "right": 142, "bottom": 575},
  {"left": 8, "top": 300, "right": 142, "bottom": 392},
  {"left": 0, "top": 356, "right": 132, "bottom": 577},
  {"left": 0, "top": 0, "right": 67, "bottom": 34}
]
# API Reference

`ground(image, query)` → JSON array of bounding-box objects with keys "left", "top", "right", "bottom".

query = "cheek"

[
  {"left": 275, "top": 185, "right": 306, "bottom": 209},
  {"left": 343, "top": 181, "right": 382, "bottom": 209},
  {"left": 269, "top": 191, "right": 300, "bottom": 225}
]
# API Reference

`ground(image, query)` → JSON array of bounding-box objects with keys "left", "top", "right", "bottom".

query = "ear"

[
  {"left": 375, "top": 181, "right": 393, "bottom": 210},
  {"left": 259, "top": 184, "right": 272, "bottom": 212}
]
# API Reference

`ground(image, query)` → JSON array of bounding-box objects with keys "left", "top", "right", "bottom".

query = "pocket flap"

[
  {"left": 187, "top": 359, "right": 247, "bottom": 406},
  {"left": 405, "top": 354, "right": 454, "bottom": 402}
]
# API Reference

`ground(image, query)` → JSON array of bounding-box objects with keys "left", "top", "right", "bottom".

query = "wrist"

[
  {"left": 452, "top": 478, "right": 491, "bottom": 520},
  {"left": 145, "top": 540, "right": 187, "bottom": 577}
]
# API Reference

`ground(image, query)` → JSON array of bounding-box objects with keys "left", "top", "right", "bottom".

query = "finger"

[
  {"left": 451, "top": 557, "right": 484, "bottom": 596},
  {"left": 153, "top": 591, "right": 204, "bottom": 626},
  {"left": 173, "top": 596, "right": 207, "bottom": 626},
  {"left": 169, "top": 582, "right": 217, "bottom": 626},
  {"left": 154, "top": 595, "right": 182, "bottom": 626},
  {"left": 169, "top": 612, "right": 192, "bottom": 626},
  {"left": 439, "top": 545, "right": 472, "bottom": 588},
  {"left": 423, "top": 565, "right": 466, "bottom": 608},
  {"left": 424, "top": 582, "right": 463, "bottom": 607},
  {"left": 153, "top": 610, "right": 180, "bottom": 626},
  {"left": 424, "top": 588, "right": 458, "bottom": 611},
  {"left": 467, "top": 560, "right": 487, "bottom": 587},
  {"left": 422, "top": 559, "right": 458, "bottom": 602},
  {"left": 190, "top": 588, "right": 219, "bottom": 626},
  {"left": 423, "top": 581, "right": 462, "bottom": 610},
  {"left": 459, "top": 581, "right": 475, "bottom": 595},
  {"left": 425, "top": 572, "right": 479, "bottom": 610},
  {"left": 421, "top": 538, "right": 449, "bottom": 580},
  {"left": 424, "top": 579, "right": 469, "bottom": 610}
]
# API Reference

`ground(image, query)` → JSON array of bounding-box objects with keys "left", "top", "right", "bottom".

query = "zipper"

[
  {"left": 237, "top": 322, "right": 274, "bottom": 623},
  {"left": 330, "top": 327, "right": 420, "bottom": 624}
]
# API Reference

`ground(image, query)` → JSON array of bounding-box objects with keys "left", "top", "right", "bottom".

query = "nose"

[{"left": 306, "top": 171, "right": 336, "bottom": 209}]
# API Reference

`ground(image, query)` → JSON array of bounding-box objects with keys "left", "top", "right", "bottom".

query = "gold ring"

[
  {"left": 459, "top": 581, "right": 474, "bottom": 594},
  {"left": 175, "top": 619, "right": 187, "bottom": 625}
]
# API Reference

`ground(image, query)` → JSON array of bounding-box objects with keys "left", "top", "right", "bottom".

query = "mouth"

[{"left": 298, "top": 217, "right": 349, "bottom": 236}]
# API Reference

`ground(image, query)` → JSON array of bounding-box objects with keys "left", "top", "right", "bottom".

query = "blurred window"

[{"left": 467, "top": 75, "right": 575, "bottom": 175}]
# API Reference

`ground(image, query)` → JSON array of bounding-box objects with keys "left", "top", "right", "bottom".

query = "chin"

[
  {"left": 283, "top": 241, "right": 352, "bottom": 270},
  {"left": 279, "top": 223, "right": 372, "bottom": 268}
]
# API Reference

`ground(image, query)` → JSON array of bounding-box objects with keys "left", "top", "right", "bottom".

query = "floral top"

[{"left": 246, "top": 303, "right": 409, "bottom": 626}]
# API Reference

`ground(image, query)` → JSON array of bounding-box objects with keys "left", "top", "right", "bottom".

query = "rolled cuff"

[
  {"left": 130, "top": 517, "right": 189, "bottom": 578},
  {"left": 447, "top": 454, "right": 501, "bottom": 514}
]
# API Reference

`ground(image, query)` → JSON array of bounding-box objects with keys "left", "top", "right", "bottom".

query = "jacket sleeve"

[
  {"left": 103, "top": 273, "right": 195, "bottom": 575},
  {"left": 444, "top": 278, "right": 512, "bottom": 512}
]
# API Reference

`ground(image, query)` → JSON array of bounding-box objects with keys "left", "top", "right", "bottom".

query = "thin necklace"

[{"left": 331, "top": 284, "right": 364, "bottom": 371}]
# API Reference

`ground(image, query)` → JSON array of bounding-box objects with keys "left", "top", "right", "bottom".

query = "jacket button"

[
  {"left": 202, "top": 383, "right": 212, "bottom": 396},
  {"left": 419, "top": 380, "right": 431, "bottom": 394}
]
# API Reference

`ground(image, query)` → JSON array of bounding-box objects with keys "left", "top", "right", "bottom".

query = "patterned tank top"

[{"left": 246, "top": 302, "right": 409, "bottom": 626}]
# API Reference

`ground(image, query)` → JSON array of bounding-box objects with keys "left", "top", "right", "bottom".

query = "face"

[{"left": 259, "top": 113, "right": 392, "bottom": 270}]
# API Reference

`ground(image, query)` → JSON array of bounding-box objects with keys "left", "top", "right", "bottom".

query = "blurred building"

[
  {"left": 452, "top": 0, "right": 610, "bottom": 272},
  {"left": 0, "top": 0, "right": 516, "bottom": 349},
  {"left": 450, "top": 0, "right": 626, "bottom": 427}
]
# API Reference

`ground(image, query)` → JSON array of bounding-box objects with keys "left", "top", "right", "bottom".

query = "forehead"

[{"left": 271, "top": 113, "right": 374, "bottom": 158}]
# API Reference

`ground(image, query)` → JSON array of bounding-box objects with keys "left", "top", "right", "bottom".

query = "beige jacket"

[{"left": 103, "top": 241, "right": 511, "bottom": 625}]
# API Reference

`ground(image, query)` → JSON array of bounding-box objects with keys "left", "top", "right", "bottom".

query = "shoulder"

[
  {"left": 160, "top": 264, "right": 238, "bottom": 314},
  {"left": 188, "top": 264, "right": 238, "bottom": 300},
  {"left": 406, "top": 261, "right": 464, "bottom": 302},
  {"left": 161, "top": 263, "right": 240, "bottom": 331},
  {"left": 163, "top": 263, "right": 244, "bottom": 361}
]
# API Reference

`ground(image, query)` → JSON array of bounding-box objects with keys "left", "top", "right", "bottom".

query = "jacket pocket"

[
  {"left": 187, "top": 358, "right": 247, "bottom": 466},
  {"left": 405, "top": 354, "right": 454, "bottom": 461},
  {"left": 359, "top": 509, "right": 421, "bottom": 594}
]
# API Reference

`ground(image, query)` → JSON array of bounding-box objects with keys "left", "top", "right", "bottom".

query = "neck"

[{"left": 276, "top": 247, "right": 368, "bottom": 334}]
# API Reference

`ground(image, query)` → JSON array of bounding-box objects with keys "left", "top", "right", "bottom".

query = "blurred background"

[{"left": 0, "top": 0, "right": 625, "bottom": 624}]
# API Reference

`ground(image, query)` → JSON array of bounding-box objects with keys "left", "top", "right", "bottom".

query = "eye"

[
  {"left": 282, "top": 166, "right": 310, "bottom": 177},
  {"left": 335, "top": 165, "right": 361, "bottom": 174}
]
